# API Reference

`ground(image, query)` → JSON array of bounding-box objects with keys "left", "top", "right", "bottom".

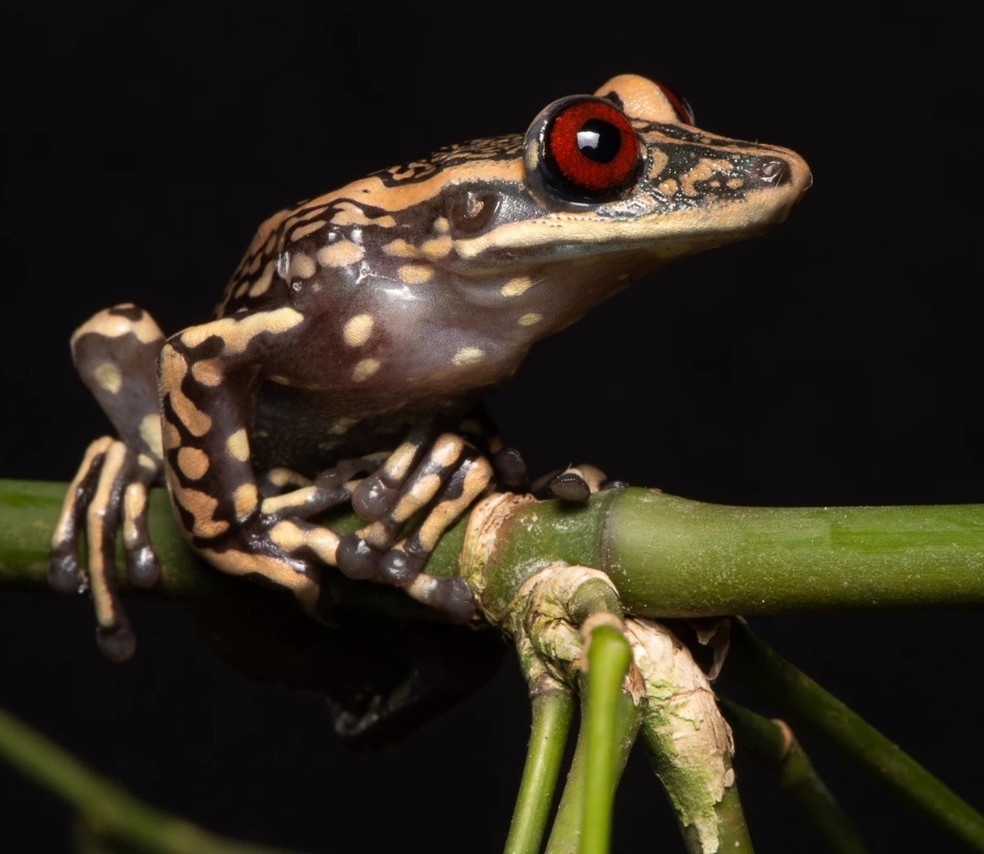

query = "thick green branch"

[{"left": 4, "top": 480, "right": 984, "bottom": 621}]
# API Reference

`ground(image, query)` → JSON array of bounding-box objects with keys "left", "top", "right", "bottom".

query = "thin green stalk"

[
  {"left": 545, "top": 634, "right": 640, "bottom": 854},
  {"left": 719, "top": 697, "right": 868, "bottom": 853},
  {"left": 582, "top": 624, "right": 635, "bottom": 854},
  {"left": 0, "top": 703, "right": 291, "bottom": 853},
  {"left": 505, "top": 688, "right": 576, "bottom": 854},
  {"left": 724, "top": 620, "right": 984, "bottom": 851}
]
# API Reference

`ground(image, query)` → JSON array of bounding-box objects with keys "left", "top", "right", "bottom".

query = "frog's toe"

[
  {"left": 96, "top": 620, "right": 137, "bottom": 664},
  {"left": 377, "top": 543, "right": 424, "bottom": 586},
  {"left": 404, "top": 575, "right": 476, "bottom": 623},
  {"left": 535, "top": 463, "right": 610, "bottom": 502},
  {"left": 335, "top": 532, "right": 382, "bottom": 580}
]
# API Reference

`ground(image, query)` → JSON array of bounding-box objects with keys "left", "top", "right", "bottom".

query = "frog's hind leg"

[
  {"left": 49, "top": 304, "right": 166, "bottom": 661},
  {"left": 336, "top": 429, "right": 494, "bottom": 622}
]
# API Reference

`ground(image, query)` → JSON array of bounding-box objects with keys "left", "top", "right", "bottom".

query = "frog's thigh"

[{"left": 71, "top": 303, "right": 165, "bottom": 463}]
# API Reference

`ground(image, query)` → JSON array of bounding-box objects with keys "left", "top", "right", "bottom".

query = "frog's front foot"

[
  {"left": 334, "top": 431, "right": 494, "bottom": 621},
  {"left": 49, "top": 436, "right": 161, "bottom": 661}
]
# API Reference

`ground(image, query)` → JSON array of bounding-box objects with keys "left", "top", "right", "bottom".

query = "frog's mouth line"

[{"left": 449, "top": 186, "right": 808, "bottom": 271}]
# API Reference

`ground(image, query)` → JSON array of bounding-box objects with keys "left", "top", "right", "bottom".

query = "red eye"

[
  {"left": 656, "top": 80, "right": 695, "bottom": 125},
  {"left": 542, "top": 97, "right": 640, "bottom": 200}
]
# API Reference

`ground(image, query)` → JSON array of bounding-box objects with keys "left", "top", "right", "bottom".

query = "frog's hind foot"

[
  {"left": 335, "top": 431, "right": 494, "bottom": 622},
  {"left": 49, "top": 436, "right": 161, "bottom": 661},
  {"left": 49, "top": 304, "right": 166, "bottom": 661}
]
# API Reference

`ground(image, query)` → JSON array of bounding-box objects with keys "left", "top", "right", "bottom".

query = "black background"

[{"left": 2, "top": 5, "right": 982, "bottom": 852}]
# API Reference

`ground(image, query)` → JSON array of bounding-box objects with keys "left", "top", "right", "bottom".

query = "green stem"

[
  {"left": 504, "top": 688, "right": 576, "bottom": 854},
  {"left": 545, "top": 632, "right": 640, "bottom": 854},
  {"left": 582, "top": 624, "right": 634, "bottom": 854},
  {"left": 724, "top": 621, "right": 984, "bottom": 851},
  {"left": 720, "top": 697, "right": 868, "bottom": 854},
  {"left": 6, "top": 480, "right": 984, "bottom": 620},
  {"left": 0, "top": 703, "right": 291, "bottom": 853}
]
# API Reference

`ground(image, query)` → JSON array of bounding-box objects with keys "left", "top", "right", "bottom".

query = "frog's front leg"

[
  {"left": 49, "top": 304, "right": 166, "bottom": 661},
  {"left": 335, "top": 426, "right": 493, "bottom": 619}
]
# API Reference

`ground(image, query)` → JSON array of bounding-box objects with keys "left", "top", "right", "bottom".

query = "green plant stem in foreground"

[
  {"left": 504, "top": 689, "right": 576, "bottom": 854},
  {"left": 0, "top": 703, "right": 289, "bottom": 854},
  {"left": 581, "top": 624, "right": 635, "bottom": 854},
  {"left": 3, "top": 479, "right": 984, "bottom": 849},
  {"left": 724, "top": 621, "right": 984, "bottom": 852},
  {"left": 545, "top": 677, "right": 640, "bottom": 853},
  {"left": 719, "top": 698, "right": 868, "bottom": 854}
]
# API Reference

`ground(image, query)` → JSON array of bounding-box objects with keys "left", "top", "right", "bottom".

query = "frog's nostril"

[{"left": 758, "top": 158, "right": 790, "bottom": 186}]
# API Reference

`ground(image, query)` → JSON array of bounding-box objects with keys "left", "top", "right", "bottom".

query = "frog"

[{"left": 49, "top": 73, "right": 811, "bottom": 662}]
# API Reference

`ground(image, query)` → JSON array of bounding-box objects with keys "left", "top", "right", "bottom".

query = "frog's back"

[{"left": 214, "top": 133, "right": 526, "bottom": 320}]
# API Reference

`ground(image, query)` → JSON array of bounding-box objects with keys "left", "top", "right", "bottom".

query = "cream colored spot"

[
  {"left": 317, "top": 240, "right": 364, "bottom": 268},
  {"left": 352, "top": 358, "right": 381, "bottom": 382},
  {"left": 288, "top": 252, "right": 316, "bottom": 280},
  {"left": 177, "top": 447, "right": 210, "bottom": 480},
  {"left": 330, "top": 201, "right": 395, "bottom": 228},
  {"left": 122, "top": 483, "right": 148, "bottom": 548},
  {"left": 431, "top": 434, "right": 465, "bottom": 467},
  {"left": 139, "top": 414, "right": 163, "bottom": 459},
  {"left": 160, "top": 346, "right": 213, "bottom": 438},
  {"left": 391, "top": 473, "right": 442, "bottom": 523},
  {"left": 233, "top": 483, "right": 258, "bottom": 517},
  {"left": 269, "top": 520, "right": 339, "bottom": 564},
  {"left": 416, "top": 457, "right": 492, "bottom": 551},
  {"left": 518, "top": 312, "right": 542, "bottom": 326},
  {"left": 290, "top": 219, "right": 327, "bottom": 241},
  {"left": 191, "top": 359, "right": 223, "bottom": 387},
  {"left": 433, "top": 217, "right": 450, "bottom": 234},
  {"left": 248, "top": 260, "right": 276, "bottom": 298},
  {"left": 262, "top": 485, "right": 318, "bottom": 516},
  {"left": 382, "top": 441, "right": 421, "bottom": 480},
  {"left": 726, "top": 177, "right": 744, "bottom": 190},
  {"left": 452, "top": 347, "right": 484, "bottom": 366},
  {"left": 175, "top": 488, "right": 229, "bottom": 538},
  {"left": 162, "top": 419, "right": 181, "bottom": 453},
  {"left": 180, "top": 308, "right": 304, "bottom": 356},
  {"left": 265, "top": 467, "right": 309, "bottom": 489},
  {"left": 657, "top": 178, "right": 679, "bottom": 196},
  {"left": 501, "top": 276, "right": 533, "bottom": 297},
  {"left": 226, "top": 429, "right": 250, "bottom": 462},
  {"left": 680, "top": 159, "right": 733, "bottom": 196},
  {"left": 71, "top": 305, "right": 164, "bottom": 347},
  {"left": 398, "top": 264, "right": 433, "bottom": 284},
  {"left": 383, "top": 239, "right": 420, "bottom": 259},
  {"left": 137, "top": 453, "right": 158, "bottom": 473},
  {"left": 93, "top": 363, "right": 122, "bottom": 394},
  {"left": 421, "top": 235, "right": 452, "bottom": 259},
  {"left": 343, "top": 314, "right": 374, "bottom": 347},
  {"left": 329, "top": 416, "right": 359, "bottom": 435}
]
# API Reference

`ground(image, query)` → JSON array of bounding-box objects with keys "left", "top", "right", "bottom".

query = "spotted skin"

[{"left": 50, "top": 74, "right": 811, "bottom": 659}]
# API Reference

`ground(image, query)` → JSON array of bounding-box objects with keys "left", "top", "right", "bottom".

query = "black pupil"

[{"left": 575, "top": 118, "right": 620, "bottom": 163}]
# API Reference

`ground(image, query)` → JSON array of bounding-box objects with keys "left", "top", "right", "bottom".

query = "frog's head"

[
  {"left": 442, "top": 73, "right": 811, "bottom": 305},
  {"left": 245, "top": 74, "right": 811, "bottom": 403},
  {"left": 328, "top": 74, "right": 811, "bottom": 395}
]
